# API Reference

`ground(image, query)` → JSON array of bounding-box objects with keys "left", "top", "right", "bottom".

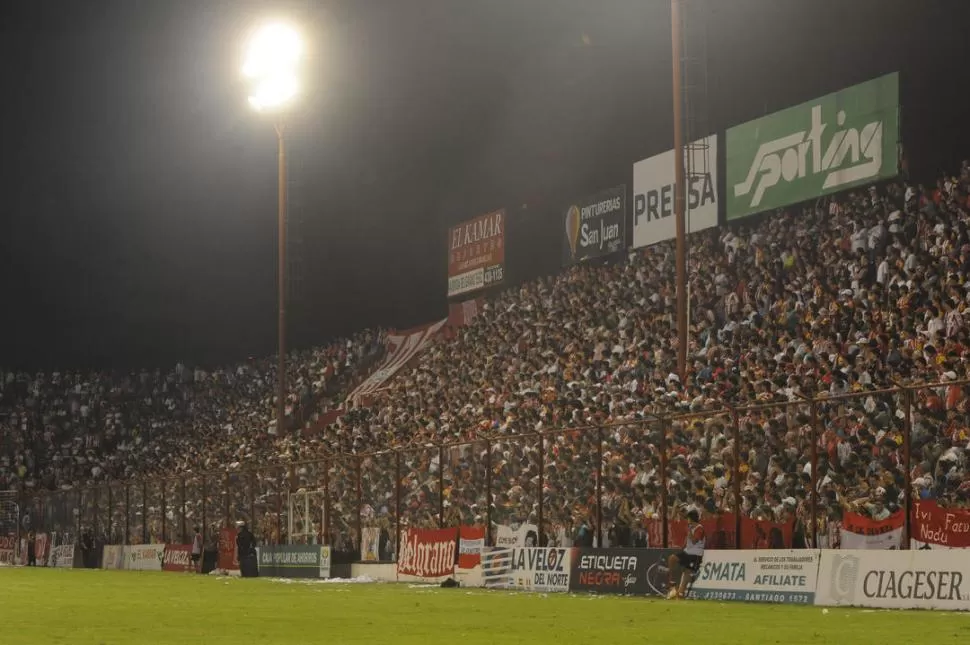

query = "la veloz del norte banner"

[
  {"left": 726, "top": 71, "right": 899, "bottom": 221},
  {"left": 632, "top": 135, "right": 718, "bottom": 249},
  {"left": 562, "top": 185, "right": 626, "bottom": 265},
  {"left": 482, "top": 547, "right": 573, "bottom": 592},
  {"left": 447, "top": 209, "right": 505, "bottom": 297}
]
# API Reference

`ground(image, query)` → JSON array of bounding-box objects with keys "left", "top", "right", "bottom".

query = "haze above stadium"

[{"left": 0, "top": 0, "right": 967, "bottom": 370}]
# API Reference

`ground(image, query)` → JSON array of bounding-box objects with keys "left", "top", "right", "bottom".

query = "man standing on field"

[
  {"left": 667, "top": 510, "right": 705, "bottom": 599},
  {"left": 191, "top": 526, "right": 203, "bottom": 573}
]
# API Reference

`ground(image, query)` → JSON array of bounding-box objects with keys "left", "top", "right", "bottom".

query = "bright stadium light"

[
  {"left": 241, "top": 20, "right": 304, "bottom": 437},
  {"left": 243, "top": 23, "right": 302, "bottom": 112}
]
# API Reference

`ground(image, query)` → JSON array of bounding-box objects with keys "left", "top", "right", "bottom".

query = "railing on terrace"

[{"left": 10, "top": 379, "right": 967, "bottom": 557}]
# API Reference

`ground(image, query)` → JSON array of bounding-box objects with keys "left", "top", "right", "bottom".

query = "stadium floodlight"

[
  {"left": 241, "top": 21, "right": 304, "bottom": 436},
  {"left": 243, "top": 23, "right": 302, "bottom": 112}
]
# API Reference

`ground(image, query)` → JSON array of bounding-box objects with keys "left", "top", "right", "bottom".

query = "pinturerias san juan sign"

[
  {"left": 562, "top": 185, "right": 625, "bottom": 265},
  {"left": 726, "top": 72, "right": 898, "bottom": 221}
]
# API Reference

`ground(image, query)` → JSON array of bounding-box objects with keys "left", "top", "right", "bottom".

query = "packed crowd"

[
  {"left": 0, "top": 330, "right": 384, "bottom": 494},
  {"left": 7, "top": 161, "right": 970, "bottom": 552},
  {"left": 337, "top": 162, "right": 970, "bottom": 547}
]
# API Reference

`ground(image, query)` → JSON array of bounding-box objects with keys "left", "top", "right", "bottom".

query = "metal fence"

[{"left": 13, "top": 379, "right": 965, "bottom": 555}]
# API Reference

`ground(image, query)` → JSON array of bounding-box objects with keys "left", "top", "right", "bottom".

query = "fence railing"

[{"left": 11, "top": 379, "right": 967, "bottom": 557}]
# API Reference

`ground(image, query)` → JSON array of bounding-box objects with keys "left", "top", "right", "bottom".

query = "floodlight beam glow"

[{"left": 243, "top": 23, "right": 302, "bottom": 111}]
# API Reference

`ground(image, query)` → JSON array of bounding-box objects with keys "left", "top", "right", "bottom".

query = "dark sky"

[{"left": 1, "top": 0, "right": 968, "bottom": 371}]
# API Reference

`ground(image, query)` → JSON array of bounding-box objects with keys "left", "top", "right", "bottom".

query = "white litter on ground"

[{"left": 268, "top": 576, "right": 377, "bottom": 585}]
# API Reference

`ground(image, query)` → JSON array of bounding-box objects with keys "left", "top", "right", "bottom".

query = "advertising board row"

[
  {"left": 446, "top": 72, "right": 899, "bottom": 294},
  {"left": 257, "top": 545, "right": 332, "bottom": 579}
]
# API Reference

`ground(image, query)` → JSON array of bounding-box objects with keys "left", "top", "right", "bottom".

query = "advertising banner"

[
  {"left": 569, "top": 548, "right": 674, "bottom": 596},
  {"left": 689, "top": 550, "right": 819, "bottom": 604},
  {"left": 481, "top": 547, "right": 572, "bottom": 592},
  {"left": 320, "top": 546, "right": 332, "bottom": 579},
  {"left": 493, "top": 523, "right": 538, "bottom": 548},
  {"left": 840, "top": 510, "right": 904, "bottom": 550},
  {"left": 912, "top": 500, "right": 970, "bottom": 549},
  {"left": 218, "top": 527, "right": 239, "bottom": 571},
  {"left": 35, "top": 533, "right": 50, "bottom": 566},
  {"left": 0, "top": 536, "right": 15, "bottom": 565},
  {"left": 124, "top": 544, "right": 165, "bottom": 571},
  {"left": 726, "top": 72, "right": 899, "bottom": 220},
  {"left": 258, "top": 545, "right": 328, "bottom": 579},
  {"left": 562, "top": 185, "right": 626, "bottom": 265},
  {"left": 397, "top": 527, "right": 457, "bottom": 579},
  {"left": 447, "top": 210, "right": 505, "bottom": 297},
  {"left": 816, "top": 550, "right": 970, "bottom": 610},
  {"left": 632, "top": 136, "right": 718, "bottom": 249},
  {"left": 361, "top": 527, "right": 380, "bottom": 562},
  {"left": 458, "top": 525, "right": 485, "bottom": 569},
  {"left": 50, "top": 544, "right": 75, "bottom": 569},
  {"left": 102, "top": 545, "right": 124, "bottom": 570},
  {"left": 162, "top": 544, "right": 195, "bottom": 572}
]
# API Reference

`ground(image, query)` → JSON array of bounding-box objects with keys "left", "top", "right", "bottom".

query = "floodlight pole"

[
  {"left": 276, "top": 121, "right": 288, "bottom": 435},
  {"left": 671, "top": 0, "right": 687, "bottom": 380}
]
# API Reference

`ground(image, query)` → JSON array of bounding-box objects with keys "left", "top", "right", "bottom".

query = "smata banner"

[
  {"left": 726, "top": 72, "right": 899, "bottom": 221},
  {"left": 102, "top": 545, "right": 124, "bottom": 570},
  {"left": 124, "top": 544, "right": 165, "bottom": 571},
  {"left": 912, "top": 500, "right": 970, "bottom": 549},
  {"left": 816, "top": 549, "right": 970, "bottom": 610},
  {"left": 840, "top": 510, "right": 904, "bottom": 550},
  {"left": 690, "top": 550, "right": 819, "bottom": 604},
  {"left": 162, "top": 544, "right": 195, "bottom": 572},
  {"left": 397, "top": 527, "right": 457, "bottom": 579},
  {"left": 562, "top": 185, "right": 626, "bottom": 265},
  {"left": 258, "top": 545, "right": 327, "bottom": 579},
  {"left": 569, "top": 547, "right": 674, "bottom": 596},
  {"left": 632, "top": 135, "right": 718, "bottom": 249},
  {"left": 458, "top": 525, "right": 485, "bottom": 569},
  {"left": 447, "top": 210, "right": 505, "bottom": 297},
  {"left": 481, "top": 547, "right": 572, "bottom": 592}
]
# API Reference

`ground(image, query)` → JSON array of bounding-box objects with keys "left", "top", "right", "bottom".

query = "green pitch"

[{"left": 1, "top": 568, "right": 969, "bottom": 644}]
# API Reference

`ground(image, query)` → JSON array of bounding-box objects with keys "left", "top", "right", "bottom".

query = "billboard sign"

[
  {"left": 447, "top": 210, "right": 505, "bottom": 297},
  {"left": 257, "top": 545, "right": 331, "bottom": 579},
  {"left": 632, "top": 135, "right": 718, "bottom": 249},
  {"left": 569, "top": 548, "right": 675, "bottom": 596},
  {"left": 562, "top": 185, "right": 626, "bottom": 265},
  {"left": 726, "top": 72, "right": 899, "bottom": 220},
  {"left": 689, "top": 550, "right": 819, "bottom": 604}
]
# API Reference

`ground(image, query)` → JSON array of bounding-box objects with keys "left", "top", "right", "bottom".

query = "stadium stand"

[{"left": 4, "top": 164, "right": 970, "bottom": 553}]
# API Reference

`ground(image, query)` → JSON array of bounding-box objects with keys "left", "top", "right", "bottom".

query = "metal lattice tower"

[{"left": 678, "top": 0, "right": 713, "bottom": 331}]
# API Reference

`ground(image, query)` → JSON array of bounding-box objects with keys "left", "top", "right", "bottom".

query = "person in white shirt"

[{"left": 667, "top": 509, "right": 705, "bottom": 599}]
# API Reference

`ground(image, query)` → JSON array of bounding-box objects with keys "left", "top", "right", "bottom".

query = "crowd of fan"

[
  {"left": 7, "top": 162, "right": 970, "bottom": 551},
  {"left": 0, "top": 330, "right": 384, "bottom": 495},
  {"left": 336, "top": 163, "right": 970, "bottom": 547}
]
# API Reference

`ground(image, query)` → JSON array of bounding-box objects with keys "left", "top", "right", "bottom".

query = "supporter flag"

[
  {"left": 458, "top": 525, "right": 485, "bottom": 568},
  {"left": 840, "top": 509, "right": 904, "bottom": 549},
  {"left": 911, "top": 500, "right": 970, "bottom": 549}
]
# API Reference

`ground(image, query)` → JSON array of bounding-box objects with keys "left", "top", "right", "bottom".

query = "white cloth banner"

[
  {"left": 123, "top": 544, "right": 165, "bottom": 571},
  {"left": 50, "top": 544, "right": 75, "bottom": 569},
  {"left": 482, "top": 547, "right": 572, "bottom": 593},
  {"left": 102, "top": 545, "right": 124, "bottom": 570},
  {"left": 493, "top": 523, "right": 538, "bottom": 548}
]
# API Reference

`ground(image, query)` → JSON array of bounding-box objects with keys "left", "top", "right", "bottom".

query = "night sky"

[{"left": 1, "top": 0, "right": 968, "bottom": 371}]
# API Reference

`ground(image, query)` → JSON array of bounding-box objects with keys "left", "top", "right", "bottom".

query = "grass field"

[{"left": 2, "top": 568, "right": 970, "bottom": 644}]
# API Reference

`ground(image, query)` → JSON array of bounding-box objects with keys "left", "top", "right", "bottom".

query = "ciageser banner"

[{"left": 397, "top": 527, "right": 457, "bottom": 579}]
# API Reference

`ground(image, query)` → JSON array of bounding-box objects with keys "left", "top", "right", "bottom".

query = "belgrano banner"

[{"left": 726, "top": 72, "right": 899, "bottom": 220}]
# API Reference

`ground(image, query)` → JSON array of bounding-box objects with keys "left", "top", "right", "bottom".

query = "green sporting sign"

[{"left": 726, "top": 72, "right": 899, "bottom": 220}]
